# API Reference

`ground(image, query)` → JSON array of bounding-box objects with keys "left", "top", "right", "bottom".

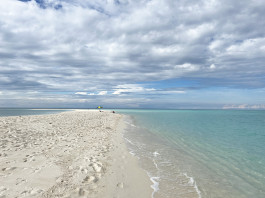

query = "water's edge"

[{"left": 122, "top": 114, "right": 201, "bottom": 198}]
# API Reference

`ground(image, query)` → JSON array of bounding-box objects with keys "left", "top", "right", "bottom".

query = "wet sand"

[{"left": 0, "top": 110, "right": 152, "bottom": 197}]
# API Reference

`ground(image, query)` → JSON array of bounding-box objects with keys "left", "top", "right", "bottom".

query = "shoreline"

[
  {"left": 0, "top": 110, "right": 152, "bottom": 197},
  {"left": 98, "top": 114, "right": 152, "bottom": 197}
]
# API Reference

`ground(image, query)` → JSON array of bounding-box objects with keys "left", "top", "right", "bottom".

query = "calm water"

[
  {"left": 0, "top": 108, "right": 69, "bottom": 117},
  {"left": 116, "top": 109, "right": 265, "bottom": 198}
]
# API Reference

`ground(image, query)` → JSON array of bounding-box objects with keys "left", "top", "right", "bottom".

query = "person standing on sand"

[{"left": 97, "top": 106, "right": 103, "bottom": 112}]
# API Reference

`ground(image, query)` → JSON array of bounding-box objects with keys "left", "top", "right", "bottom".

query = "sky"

[{"left": 0, "top": 0, "right": 265, "bottom": 109}]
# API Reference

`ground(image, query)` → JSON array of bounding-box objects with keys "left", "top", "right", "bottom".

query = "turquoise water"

[
  {"left": 0, "top": 108, "right": 69, "bottom": 117},
  {"left": 116, "top": 109, "right": 265, "bottom": 198}
]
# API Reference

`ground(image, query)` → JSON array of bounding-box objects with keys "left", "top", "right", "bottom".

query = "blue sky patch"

[{"left": 18, "top": 0, "right": 63, "bottom": 10}]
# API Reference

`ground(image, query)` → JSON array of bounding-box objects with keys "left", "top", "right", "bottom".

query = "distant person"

[{"left": 97, "top": 106, "right": 103, "bottom": 112}]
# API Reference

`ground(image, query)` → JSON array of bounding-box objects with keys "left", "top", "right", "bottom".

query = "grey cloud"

[
  {"left": 0, "top": 77, "right": 47, "bottom": 90},
  {"left": 0, "top": 0, "right": 265, "bottom": 107}
]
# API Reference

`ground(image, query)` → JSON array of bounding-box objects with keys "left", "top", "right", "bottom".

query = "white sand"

[{"left": 0, "top": 110, "right": 152, "bottom": 198}]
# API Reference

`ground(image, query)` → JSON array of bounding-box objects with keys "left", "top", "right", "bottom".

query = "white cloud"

[
  {"left": 112, "top": 84, "right": 185, "bottom": 95},
  {"left": 226, "top": 38, "right": 265, "bottom": 57},
  {"left": 75, "top": 92, "right": 88, "bottom": 95},
  {"left": 98, "top": 91, "right": 107, "bottom": 95},
  {"left": 1, "top": 0, "right": 265, "bottom": 107},
  {"left": 174, "top": 63, "right": 200, "bottom": 72},
  {"left": 75, "top": 91, "right": 107, "bottom": 95},
  {"left": 163, "top": 90, "right": 186, "bottom": 94},
  {"left": 210, "top": 64, "right": 216, "bottom": 69},
  {"left": 223, "top": 104, "right": 265, "bottom": 109},
  {"left": 112, "top": 84, "right": 156, "bottom": 95}
]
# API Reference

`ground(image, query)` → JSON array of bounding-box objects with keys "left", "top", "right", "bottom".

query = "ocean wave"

[
  {"left": 183, "top": 173, "right": 202, "bottom": 198},
  {"left": 147, "top": 172, "right": 160, "bottom": 198},
  {"left": 124, "top": 121, "right": 137, "bottom": 127},
  {"left": 153, "top": 159, "right": 159, "bottom": 169},
  {"left": 153, "top": 151, "right": 160, "bottom": 157},
  {"left": 124, "top": 137, "right": 135, "bottom": 146}
]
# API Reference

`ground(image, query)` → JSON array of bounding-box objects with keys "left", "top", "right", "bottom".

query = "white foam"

[
  {"left": 124, "top": 121, "right": 137, "bottom": 127},
  {"left": 124, "top": 121, "right": 130, "bottom": 125},
  {"left": 124, "top": 137, "right": 135, "bottom": 146},
  {"left": 130, "top": 123, "right": 137, "bottom": 127},
  {"left": 183, "top": 173, "right": 202, "bottom": 198},
  {"left": 147, "top": 173, "right": 160, "bottom": 198},
  {"left": 153, "top": 151, "right": 160, "bottom": 157},
  {"left": 153, "top": 159, "right": 158, "bottom": 169}
]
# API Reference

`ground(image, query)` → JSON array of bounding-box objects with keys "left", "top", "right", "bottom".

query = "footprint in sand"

[
  {"left": 0, "top": 153, "right": 7, "bottom": 157},
  {"left": 21, "top": 189, "right": 42, "bottom": 196},
  {"left": 78, "top": 188, "right": 85, "bottom": 196},
  {"left": 117, "top": 182, "right": 124, "bottom": 188},
  {"left": 23, "top": 155, "right": 35, "bottom": 163},
  {"left": 33, "top": 167, "right": 41, "bottom": 173},
  {"left": 55, "top": 177, "right": 64, "bottom": 183},
  {"left": 83, "top": 175, "right": 98, "bottom": 183},
  {"left": 74, "top": 188, "right": 90, "bottom": 197},
  {"left": 2, "top": 167, "right": 16, "bottom": 171},
  {"left": 80, "top": 167, "right": 88, "bottom": 174},
  {"left": 92, "top": 163, "right": 102, "bottom": 173},
  {"left": 0, "top": 186, "right": 8, "bottom": 194},
  {"left": 16, "top": 178, "right": 27, "bottom": 185},
  {"left": 1, "top": 167, "right": 16, "bottom": 176}
]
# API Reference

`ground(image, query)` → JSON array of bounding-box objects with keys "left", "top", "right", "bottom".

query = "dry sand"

[{"left": 0, "top": 110, "right": 152, "bottom": 198}]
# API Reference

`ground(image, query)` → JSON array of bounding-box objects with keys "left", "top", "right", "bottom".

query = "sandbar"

[{"left": 0, "top": 110, "right": 152, "bottom": 197}]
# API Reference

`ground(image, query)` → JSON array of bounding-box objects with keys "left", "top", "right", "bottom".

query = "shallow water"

[{"left": 117, "top": 109, "right": 265, "bottom": 198}]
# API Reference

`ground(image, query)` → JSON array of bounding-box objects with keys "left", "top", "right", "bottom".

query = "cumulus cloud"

[
  {"left": 98, "top": 91, "right": 108, "bottom": 95},
  {"left": 209, "top": 64, "right": 216, "bottom": 69},
  {"left": 0, "top": 0, "right": 265, "bottom": 107},
  {"left": 75, "top": 92, "right": 90, "bottom": 95},
  {"left": 112, "top": 84, "right": 155, "bottom": 95},
  {"left": 75, "top": 91, "right": 107, "bottom": 96}
]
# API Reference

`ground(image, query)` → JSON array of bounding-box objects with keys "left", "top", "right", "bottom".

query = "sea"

[{"left": 116, "top": 109, "right": 265, "bottom": 198}]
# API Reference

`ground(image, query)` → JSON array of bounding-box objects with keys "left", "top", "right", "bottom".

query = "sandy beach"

[{"left": 0, "top": 110, "right": 152, "bottom": 198}]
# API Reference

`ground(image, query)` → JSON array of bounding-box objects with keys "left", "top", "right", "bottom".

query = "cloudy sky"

[{"left": 0, "top": 0, "right": 265, "bottom": 109}]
